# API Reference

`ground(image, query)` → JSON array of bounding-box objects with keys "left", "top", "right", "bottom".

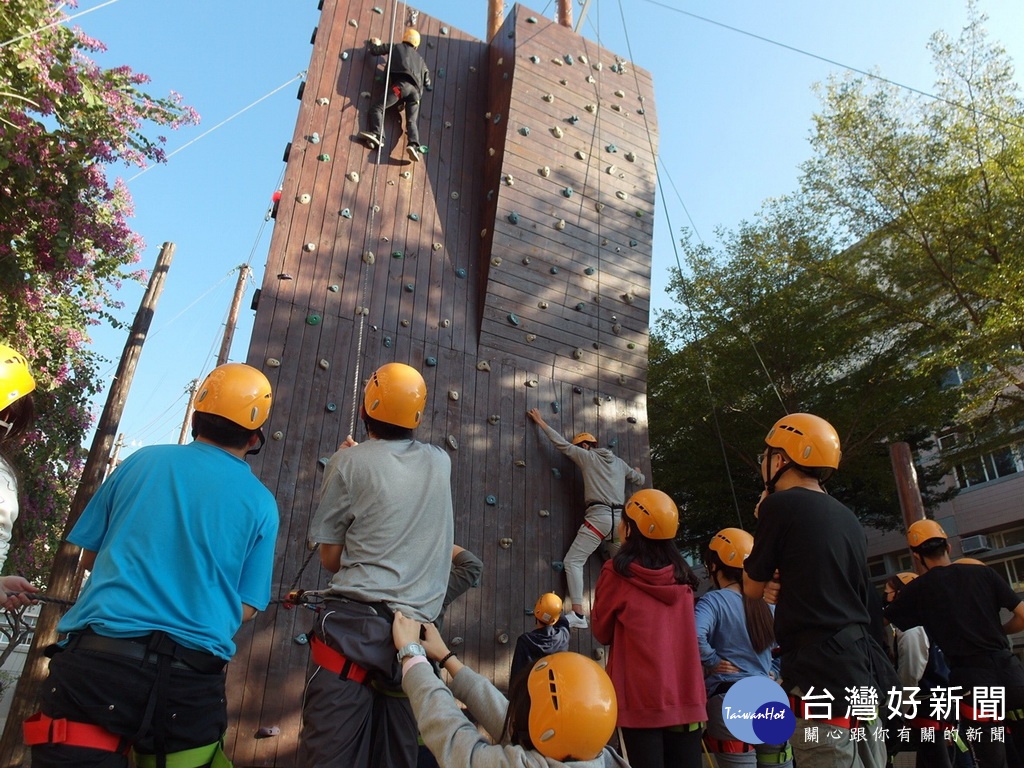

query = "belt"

[
  {"left": 70, "top": 631, "right": 225, "bottom": 674},
  {"left": 585, "top": 500, "right": 624, "bottom": 511}
]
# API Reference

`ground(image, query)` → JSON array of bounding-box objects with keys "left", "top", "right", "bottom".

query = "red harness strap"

[
  {"left": 703, "top": 734, "right": 753, "bottom": 753},
  {"left": 23, "top": 711, "right": 129, "bottom": 754},
  {"left": 582, "top": 518, "right": 607, "bottom": 540},
  {"left": 309, "top": 634, "right": 369, "bottom": 684},
  {"left": 958, "top": 702, "right": 1000, "bottom": 723}
]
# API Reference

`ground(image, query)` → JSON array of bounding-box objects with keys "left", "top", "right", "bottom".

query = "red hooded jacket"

[{"left": 591, "top": 559, "right": 707, "bottom": 728}]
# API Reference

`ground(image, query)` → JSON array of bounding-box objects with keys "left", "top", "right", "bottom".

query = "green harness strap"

[{"left": 134, "top": 739, "right": 231, "bottom": 768}]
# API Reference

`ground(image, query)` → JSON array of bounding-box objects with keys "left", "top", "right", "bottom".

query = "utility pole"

[
  {"left": 0, "top": 242, "right": 174, "bottom": 766},
  {"left": 557, "top": 0, "right": 572, "bottom": 28},
  {"left": 217, "top": 264, "right": 251, "bottom": 367},
  {"left": 178, "top": 378, "right": 199, "bottom": 445},
  {"left": 104, "top": 433, "right": 125, "bottom": 480},
  {"left": 890, "top": 440, "right": 927, "bottom": 527}
]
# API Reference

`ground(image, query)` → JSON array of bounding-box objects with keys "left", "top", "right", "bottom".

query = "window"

[
  {"left": 990, "top": 556, "right": 1024, "bottom": 593},
  {"left": 990, "top": 527, "right": 1024, "bottom": 549},
  {"left": 868, "top": 558, "right": 888, "bottom": 580},
  {"left": 940, "top": 434, "right": 1024, "bottom": 489},
  {"left": 940, "top": 363, "right": 975, "bottom": 390}
]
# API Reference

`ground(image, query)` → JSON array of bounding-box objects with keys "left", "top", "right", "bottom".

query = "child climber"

[
  {"left": 392, "top": 611, "right": 628, "bottom": 767},
  {"left": 591, "top": 488, "right": 706, "bottom": 768},
  {"left": 510, "top": 592, "right": 571, "bottom": 681}
]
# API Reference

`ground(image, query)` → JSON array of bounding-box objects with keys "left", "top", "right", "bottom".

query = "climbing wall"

[{"left": 228, "top": 1, "right": 658, "bottom": 765}]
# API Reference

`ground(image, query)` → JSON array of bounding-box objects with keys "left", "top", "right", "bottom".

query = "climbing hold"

[
  {"left": 491, "top": 257, "right": 502, "bottom": 266},
  {"left": 340, "top": 208, "right": 351, "bottom": 218},
  {"left": 542, "top": 93, "right": 554, "bottom": 103},
  {"left": 549, "top": 267, "right": 559, "bottom": 275},
  {"left": 606, "top": 165, "right": 617, "bottom": 175},
  {"left": 488, "top": 147, "right": 496, "bottom": 156},
  {"left": 555, "top": 219, "right": 566, "bottom": 230},
  {"left": 507, "top": 211, "right": 520, "bottom": 225},
  {"left": 425, "top": 357, "right": 437, "bottom": 367},
  {"left": 585, "top": 103, "right": 597, "bottom": 113},
  {"left": 272, "top": 431, "right": 284, "bottom": 441},
  {"left": 539, "top": 166, "right": 551, "bottom": 177},
  {"left": 446, "top": 435, "right": 458, "bottom": 450},
  {"left": 504, "top": 174, "right": 514, "bottom": 186},
  {"left": 562, "top": 187, "right": 573, "bottom": 198},
  {"left": 360, "top": 91, "right": 371, "bottom": 99},
  {"left": 309, "top": 132, "right": 320, "bottom": 144},
  {"left": 586, "top": 75, "right": 595, "bottom": 84},
  {"left": 574, "top": 150, "right": 586, "bottom": 160},
  {"left": 317, "top": 457, "right": 329, "bottom": 468},
  {"left": 627, "top": 342, "right": 636, "bottom": 349},
  {"left": 354, "top": 306, "right": 367, "bottom": 315},
  {"left": 575, "top": 302, "right": 585, "bottom": 311},
  {"left": 595, "top": 203, "right": 605, "bottom": 212},
  {"left": 551, "top": 58, "right": 563, "bottom": 66},
  {"left": 432, "top": 242, "right": 443, "bottom": 251},
  {"left": 551, "top": 402, "right": 560, "bottom": 413},
  {"left": 440, "top": 26, "right": 449, "bottom": 35},
  {"left": 400, "top": 319, "right": 410, "bottom": 327},
  {"left": 635, "top": 210, "right": 644, "bottom": 218},
  {"left": 530, "top": 55, "right": 540, "bottom": 64},
  {"left": 606, "top": 144, "right": 618, "bottom": 153},
  {"left": 297, "top": 193, "right": 311, "bottom": 205},
  {"left": 496, "top": 630, "right": 509, "bottom": 644},
  {"left": 401, "top": 171, "right": 411, "bottom": 179},
  {"left": 437, "top": 67, "right": 445, "bottom": 78},
  {"left": 477, "top": 360, "right": 491, "bottom": 372},
  {"left": 408, "top": 213, "right": 419, "bottom": 221},
  {"left": 507, "top": 313, "right": 519, "bottom": 326},
  {"left": 519, "top": 126, "right": 530, "bottom": 136},
  {"left": 404, "top": 283, "right": 415, "bottom": 292},
  {"left": 450, "top": 636, "right": 464, "bottom": 647},
  {"left": 551, "top": 468, "right": 561, "bottom": 479},
  {"left": 492, "top": 113, "right": 501, "bottom": 124},
  {"left": 526, "top": 15, "right": 538, "bottom": 23},
  {"left": 255, "top": 727, "right": 281, "bottom": 739},
  {"left": 515, "top": 459, "right": 526, "bottom": 468},
  {"left": 525, "top": 379, "right": 538, "bottom": 388},
  {"left": 499, "top": 538, "right": 512, "bottom": 549},
  {"left": 539, "top": 509, "right": 551, "bottom": 518},
  {"left": 347, "top": 171, "right": 359, "bottom": 182},
  {"left": 325, "top": 402, "right": 337, "bottom": 412},
  {"left": 616, "top": 190, "right": 628, "bottom": 200},
  {"left": 306, "top": 314, "right": 321, "bottom": 325},
  {"left": 304, "top": 242, "right": 316, "bottom": 252},
  {"left": 618, "top": 375, "right": 627, "bottom": 385},
  {"left": 622, "top": 293, "right": 635, "bottom": 304},
  {"left": 567, "top": 115, "right": 579, "bottom": 125},
  {"left": 630, "top": 239, "right": 638, "bottom": 247},
  {"left": 445, "top": 121, "right": 452, "bottom": 128},
  {"left": 611, "top": 104, "right": 623, "bottom": 112},
  {"left": 488, "top": 415, "right": 500, "bottom": 425},
  {"left": 317, "top": 153, "right": 330, "bottom": 162},
  {"left": 523, "top": 257, "right": 531, "bottom": 265},
  {"left": 448, "top": 390, "right": 459, "bottom": 401},
  {"left": 526, "top": 333, "right": 536, "bottom": 342},
  {"left": 612, "top": 323, "right": 621, "bottom": 334},
  {"left": 372, "top": 6, "right": 383, "bottom": 12},
  {"left": 550, "top": 126, "right": 564, "bottom": 139},
  {"left": 363, "top": 251, "right": 375, "bottom": 264},
  {"left": 573, "top": 348, "right": 584, "bottom": 359},
  {"left": 625, "top": 151, "right": 637, "bottom": 162},
  {"left": 584, "top": 267, "right": 595, "bottom": 275},
  {"left": 594, "top": 62, "right": 604, "bottom": 71},
  {"left": 573, "top": 386, "right": 583, "bottom": 394},
  {"left": 593, "top": 342, "right": 600, "bottom": 349},
  {"left": 266, "top": 358, "right": 281, "bottom": 367},
  {"left": 440, "top": 319, "right": 451, "bottom": 328},
  {"left": 383, "top": 336, "right": 392, "bottom": 348},
  {"left": 627, "top": 416, "right": 638, "bottom": 424},
  {"left": 392, "top": 251, "right": 404, "bottom": 259},
  {"left": 455, "top": 267, "right": 467, "bottom": 278},
  {"left": 615, "top": 89, "right": 626, "bottom": 98},
  {"left": 319, "top": 359, "right": 330, "bottom": 370},
  {"left": 564, "top": 54, "right": 574, "bottom": 65},
  {"left": 594, "top": 396, "right": 603, "bottom": 406},
  {"left": 451, "top": 191, "right": 459, "bottom": 200},
  {"left": 538, "top": 301, "right": 548, "bottom": 308}
]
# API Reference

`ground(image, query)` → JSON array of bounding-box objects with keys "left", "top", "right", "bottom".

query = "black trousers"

[
  {"left": 366, "top": 80, "right": 421, "bottom": 146},
  {"left": 619, "top": 726, "right": 703, "bottom": 768}
]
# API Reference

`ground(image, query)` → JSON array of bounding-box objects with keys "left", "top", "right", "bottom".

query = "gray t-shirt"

[
  {"left": 310, "top": 438, "right": 455, "bottom": 622},
  {"left": 537, "top": 422, "right": 644, "bottom": 505}
]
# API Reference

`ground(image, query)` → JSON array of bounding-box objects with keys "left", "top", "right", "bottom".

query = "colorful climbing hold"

[
  {"left": 507, "top": 313, "right": 520, "bottom": 326},
  {"left": 340, "top": 208, "right": 351, "bottom": 218},
  {"left": 306, "top": 314, "right": 321, "bottom": 325},
  {"left": 425, "top": 356, "right": 437, "bottom": 367},
  {"left": 562, "top": 187, "right": 573, "bottom": 198}
]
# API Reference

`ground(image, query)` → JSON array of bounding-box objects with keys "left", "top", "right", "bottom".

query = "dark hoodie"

[
  {"left": 509, "top": 617, "right": 570, "bottom": 681},
  {"left": 592, "top": 560, "right": 707, "bottom": 728}
]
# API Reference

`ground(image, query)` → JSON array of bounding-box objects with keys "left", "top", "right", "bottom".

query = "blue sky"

[{"left": 76, "top": 0, "right": 1024, "bottom": 453}]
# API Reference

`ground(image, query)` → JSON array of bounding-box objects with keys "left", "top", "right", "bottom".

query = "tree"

[
  {"left": 651, "top": 4, "right": 1023, "bottom": 542},
  {"left": 0, "top": 0, "right": 198, "bottom": 580}
]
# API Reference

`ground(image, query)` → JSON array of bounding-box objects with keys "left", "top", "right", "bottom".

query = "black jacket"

[{"left": 366, "top": 40, "right": 431, "bottom": 93}]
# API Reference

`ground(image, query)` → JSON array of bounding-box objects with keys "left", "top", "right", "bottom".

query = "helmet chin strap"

[
  {"left": 246, "top": 428, "right": 266, "bottom": 457},
  {"left": 763, "top": 448, "right": 793, "bottom": 494},
  {"left": 0, "top": 418, "right": 13, "bottom": 438}
]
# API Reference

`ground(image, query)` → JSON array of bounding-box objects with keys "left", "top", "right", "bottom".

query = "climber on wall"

[
  {"left": 359, "top": 28, "right": 432, "bottom": 163},
  {"left": 527, "top": 408, "right": 644, "bottom": 630}
]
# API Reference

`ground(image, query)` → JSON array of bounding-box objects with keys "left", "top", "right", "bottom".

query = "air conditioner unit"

[{"left": 961, "top": 534, "right": 991, "bottom": 555}]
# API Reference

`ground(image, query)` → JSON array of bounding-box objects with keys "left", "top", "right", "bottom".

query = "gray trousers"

[
  {"left": 789, "top": 716, "right": 888, "bottom": 768},
  {"left": 564, "top": 503, "right": 619, "bottom": 606}
]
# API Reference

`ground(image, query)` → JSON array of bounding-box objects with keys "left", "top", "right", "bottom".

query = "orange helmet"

[
  {"left": 955, "top": 557, "right": 985, "bottom": 566},
  {"left": 765, "top": 413, "right": 841, "bottom": 470},
  {"left": 624, "top": 489, "right": 678, "bottom": 540},
  {"left": 0, "top": 344, "right": 35, "bottom": 410},
  {"left": 571, "top": 432, "right": 597, "bottom": 447},
  {"left": 403, "top": 28, "right": 421, "bottom": 48},
  {"left": 533, "top": 593, "right": 562, "bottom": 625},
  {"left": 906, "top": 519, "right": 947, "bottom": 548},
  {"left": 895, "top": 571, "right": 918, "bottom": 586},
  {"left": 528, "top": 652, "right": 617, "bottom": 760},
  {"left": 709, "top": 528, "right": 754, "bottom": 567},
  {"left": 194, "top": 363, "right": 273, "bottom": 429},
  {"left": 363, "top": 362, "right": 426, "bottom": 428}
]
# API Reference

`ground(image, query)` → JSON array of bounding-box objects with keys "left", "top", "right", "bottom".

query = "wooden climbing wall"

[{"left": 229, "top": 1, "right": 658, "bottom": 765}]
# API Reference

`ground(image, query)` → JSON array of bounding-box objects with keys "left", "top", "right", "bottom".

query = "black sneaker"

[
  {"left": 359, "top": 131, "right": 383, "bottom": 150},
  {"left": 406, "top": 144, "right": 421, "bottom": 163}
]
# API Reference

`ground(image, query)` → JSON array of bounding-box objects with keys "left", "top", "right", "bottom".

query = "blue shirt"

[
  {"left": 694, "top": 587, "right": 779, "bottom": 696},
  {"left": 60, "top": 441, "right": 278, "bottom": 660}
]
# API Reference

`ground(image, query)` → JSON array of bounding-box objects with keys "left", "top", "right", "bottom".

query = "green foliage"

[{"left": 0, "top": 1, "right": 197, "bottom": 580}]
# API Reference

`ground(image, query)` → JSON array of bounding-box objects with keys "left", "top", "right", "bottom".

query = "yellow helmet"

[
  {"left": 906, "top": 519, "right": 947, "bottom": 548},
  {"left": 363, "top": 362, "right": 426, "bottom": 428},
  {"left": 571, "top": 432, "right": 597, "bottom": 446},
  {"left": 765, "top": 413, "right": 841, "bottom": 470},
  {"left": 0, "top": 344, "right": 35, "bottom": 409},
  {"left": 528, "top": 652, "right": 617, "bottom": 760},
  {"left": 624, "top": 489, "right": 679, "bottom": 540},
  {"left": 403, "top": 28, "right": 421, "bottom": 48},
  {"left": 709, "top": 528, "right": 754, "bottom": 567},
  {"left": 194, "top": 363, "right": 273, "bottom": 429},
  {"left": 533, "top": 593, "right": 562, "bottom": 626}
]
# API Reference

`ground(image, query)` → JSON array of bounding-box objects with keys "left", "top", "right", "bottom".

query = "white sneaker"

[
  {"left": 565, "top": 612, "right": 589, "bottom": 630},
  {"left": 406, "top": 144, "right": 421, "bottom": 163}
]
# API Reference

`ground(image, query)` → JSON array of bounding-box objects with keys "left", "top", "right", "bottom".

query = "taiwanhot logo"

[{"left": 721, "top": 677, "right": 796, "bottom": 745}]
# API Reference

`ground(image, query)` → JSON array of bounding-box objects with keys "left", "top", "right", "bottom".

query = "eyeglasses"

[{"left": 756, "top": 452, "right": 766, "bottom": 465}]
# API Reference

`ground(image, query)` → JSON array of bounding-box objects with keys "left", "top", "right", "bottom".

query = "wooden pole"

[
  {"left": 217, "top": 264, "right": 250, "bottom": 367},
  {"left": 890, "top": 440, "right": 926, "bottom": 531},
  {"left": 486, "top": 0, "right": 503, "bottom": 42},
  {"left": 178, "top": 378, "right": 198, "bottom": 445},
  {"left": 0, "top": 242, "right": 174, "bottom": 767},
  {"left": 557, "top": 0, "right": 572, "bottom": 28},
  {"left": 104, "top": 433, "right": 124, "bottom": 480}
]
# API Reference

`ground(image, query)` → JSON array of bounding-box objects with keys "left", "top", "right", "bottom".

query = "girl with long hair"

[{"left": 591, "top": 488, "right": 707, "bottom": 768}]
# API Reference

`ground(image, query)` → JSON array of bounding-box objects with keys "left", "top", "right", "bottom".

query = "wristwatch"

[{"left": 397, "top": 642, "right": 426, "bottom": 663}]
